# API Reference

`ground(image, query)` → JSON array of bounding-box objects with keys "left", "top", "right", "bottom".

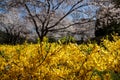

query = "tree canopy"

[
  {"left": 0, "top": 0, "right": 97, "bottom": 42},
  {"left": 0, "top": 0, "right": 120, "bottom": 44}
]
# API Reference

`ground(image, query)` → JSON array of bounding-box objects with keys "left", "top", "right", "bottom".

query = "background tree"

[
  {"left": 112, "top": 0, "right": 120, "bottom": 8},
  {"left": 0, "top": 8, "right": 30, "bottom": 44},
  {"left": 0, "top": 0, "right": 96, "bottom": 42},
  {"left": 95, "top": 1, "right": 120, "bottom": 38}
]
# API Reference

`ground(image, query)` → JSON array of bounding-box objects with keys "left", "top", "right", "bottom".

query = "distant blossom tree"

[
  {"left": 95, "top": 1, "right": 120, "bottom": 37},
  {"left": 0, "top": 8, "right": 30, "bottom": 44},
  {"left": 0, "top": 0, "right": 98, "bottom": 41}
]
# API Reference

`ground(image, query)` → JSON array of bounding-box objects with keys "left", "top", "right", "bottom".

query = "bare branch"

[
  {"left": 48, "top": 18, "right": 95, "bottom": 32},
  {"left": 48, "top": 1, "right": 88, "bottom": 30},
  {"left": 24, "top": 3, "right": 41, "bottom": 38}
]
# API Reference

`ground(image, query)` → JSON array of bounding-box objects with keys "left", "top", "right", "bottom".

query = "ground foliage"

[{"left": 0, "top": 35, "right": 120, "bottom": 80}]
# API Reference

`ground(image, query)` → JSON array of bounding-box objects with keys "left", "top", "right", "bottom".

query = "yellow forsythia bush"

[{"left": 0, "top": 36, "right": 120, "bottom": 80}]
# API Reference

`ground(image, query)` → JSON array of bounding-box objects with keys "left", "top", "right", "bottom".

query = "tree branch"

[
  {"left": 47, "top": 1, "right": 88, "bottom": 30},
  {"left": 53, "top": 0, "right": 64, "bottom": 10},
  {"left": 24, "top": 3, "right": 41, "bottom": 38},
  {"left": 48, "top": 19, "right": 95, "bottom": 32}
]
